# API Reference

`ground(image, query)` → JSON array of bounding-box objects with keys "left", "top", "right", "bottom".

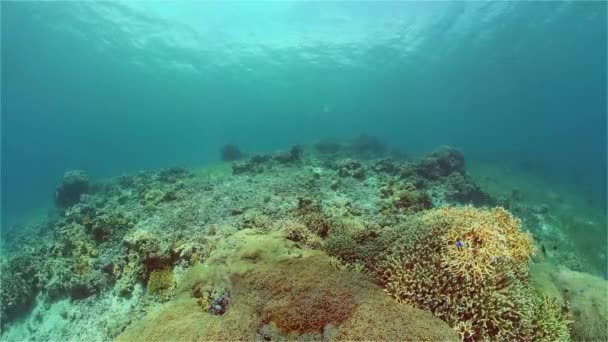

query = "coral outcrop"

[
  {"left": 378, "top": 206, "right": 570, "bottom": 341},
  {"left": 335, "top": 159, "right": 366, "bottom": 179},
  {"left": 414, "top": 146, "right": 465, "bottom": 179},
  {"left": 220, "top": 143, "right": 242, "bottom": 161},
  {"left": 55, "top": 170, "right": 90, "bottom": 208},
  {"left": 3, "top": 140, "right": 595, "bottom": 341},
  {"left": 0, "top": 250, "right": 45, "bottom": 328},
  {"left": 117, "top": 230, "right": 458, "bottom": 341},
  {"left": 380, "top": 181, "right": 432, "bottom": 214},
  {"left": 146, "top": 268, "right": 174, "bottom": 301},
  {"left": 531, "top": 262, "right": 607, "bottom": 341}
]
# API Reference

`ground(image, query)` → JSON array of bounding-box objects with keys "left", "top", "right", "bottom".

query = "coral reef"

[
  {"left": 232, "top": 154, "right": 269, "bottom": 174},
  {"left": 116, "top": 230, "right": 458, "bottom": 341},
  {"left": 273, "top": 145, "right": 303, "bottom": 164},
  {"left": 2, "top": 140, "right": 597, "bottom": 341},
  {"left": 335, "top": 159, "right": 366, "bottom": 179},
  {"left": 380, "top": 181, "right": 432, "bottom": 214},
  {"left": 146, "top": 268, "right": 174, "bottom": 301},
  {"left": 193, "top": 286, "right": 230, "bottom": 315},
  {"left": 55, "top": 170, "right": 90, "bottom": 208},
  {"left": 531, "top": 262, "right": 607, "bottom": 341},
  {"left": 220, "top": 143, "right": 242, "bottom": 161},
  {"left": 350, "top": 133, "right": 387, "bottom": 158},
  {"left": 378, "top": 206, "right": 569, "bottom": 341},
  {"left": 0, "top": 250, "right": 45, "bottom": 328},
  {"left": 414, "top": 146, "right": 465, "bottom": 180},
  {"left": 142, "top": 189, "right": 166, "bottom": 206},
  {"left": 313, "top": 139, "right": 342, "bottom": 154}
]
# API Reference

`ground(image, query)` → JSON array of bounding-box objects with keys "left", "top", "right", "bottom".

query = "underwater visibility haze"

[{"left": 1, "top": 2, "right": 607, "bottom": 341}]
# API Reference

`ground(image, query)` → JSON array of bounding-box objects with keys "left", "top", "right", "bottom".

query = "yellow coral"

[
  {"left": 531, "top": 296, "right": 573, "bottom": 341},
  {"left": 431, "top": 206, "right": 534, "bottom": 282},
  {"left": 147, "top": 268, "right": 174, "bottom": 301},
  {"left": 379, "top": 206, "right": 569, "bottom": 341}
]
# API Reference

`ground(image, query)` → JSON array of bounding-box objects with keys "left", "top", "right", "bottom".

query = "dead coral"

[
  {"left": 142, "top": 189, "right": 166, "bottom": 206},
  {"left": 335, "top": 159, "right": 366, "bottom": 180},
  {"left": 231, "top": 155, "right": 268, "bottom": 174},
  {"left": 273, "top": 145, "right": 303, "bottom": 164}
]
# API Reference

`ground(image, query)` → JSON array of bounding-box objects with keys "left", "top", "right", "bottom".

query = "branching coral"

[
  {"left": 530, "top": 296, "right": 573, "bottom": 341},
  {"left": 378, "top": 206, "right": 569, "bottom": 341}
]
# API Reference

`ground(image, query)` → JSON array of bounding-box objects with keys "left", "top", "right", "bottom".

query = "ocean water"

[
  {"left": 1, "top": 2, "right": 607, "bottom": 340},
  {"left": 2, "top": 2, "right": 606, "bottom": 226}
]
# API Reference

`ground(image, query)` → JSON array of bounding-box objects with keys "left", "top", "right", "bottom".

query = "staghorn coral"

[
  {"left": 531, "top": 262, "right": 606, "bottom": 341},
  {"left": 530, "top": 296, "right": 572, "bottom": 341},
  {"left": 378, "top": 206, "right": 570, "bottom": 341}
]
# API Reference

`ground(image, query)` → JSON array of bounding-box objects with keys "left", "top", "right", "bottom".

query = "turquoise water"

[{"left": 1, "top": 2, "right": 606, "bottom": 226}]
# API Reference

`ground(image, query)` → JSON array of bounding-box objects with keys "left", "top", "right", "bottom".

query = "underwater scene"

[{"left": 1, "top": 2, "right": 607, "bottom": 341}]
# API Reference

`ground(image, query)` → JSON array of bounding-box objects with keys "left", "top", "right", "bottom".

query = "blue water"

[{"left": 1, "top": 2, "right": 606, "bottom": 226}]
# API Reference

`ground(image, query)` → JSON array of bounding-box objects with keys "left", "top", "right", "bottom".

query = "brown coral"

[
  {"left": 117, "top": 230, "right": 458, "bottom": 341},
  {"left": 147, "top": 268, "right": 174, "bottom": 301}
]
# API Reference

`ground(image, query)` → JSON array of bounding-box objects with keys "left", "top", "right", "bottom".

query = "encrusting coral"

[
  {"left": 146, "top": 268, "right": 174, "bottom": 301},
  {"left": 378, "top": 206, "right": 571, "bottom": 341}
]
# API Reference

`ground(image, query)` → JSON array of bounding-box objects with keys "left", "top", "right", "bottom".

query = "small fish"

[{"left": 456, "top": 241, "right": 464, "bottom": 248}]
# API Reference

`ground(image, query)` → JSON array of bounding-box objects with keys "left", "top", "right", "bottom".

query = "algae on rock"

[{"left": 117, "top": 229, "right": 458, "bottom": 341}]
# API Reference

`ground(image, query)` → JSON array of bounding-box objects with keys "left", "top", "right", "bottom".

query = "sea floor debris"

[{"left": 1, "top": 141, "right": 605, "bottom": 341}]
